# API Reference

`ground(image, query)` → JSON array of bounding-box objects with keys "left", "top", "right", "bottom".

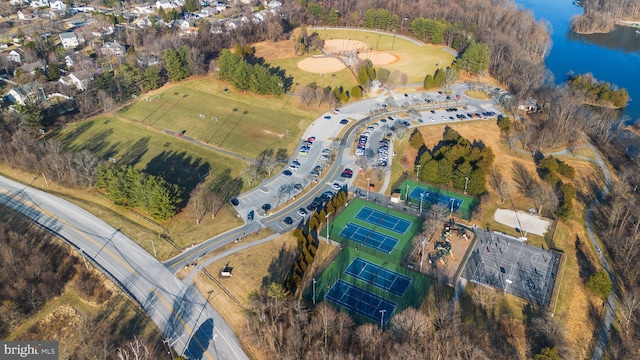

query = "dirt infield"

[
  {"left": 357, "top": 51, "right": 398, "bottom": 65},
  {"left": 324, "top": 39, "right": 369, "bottom": 53},
  {"left": 494, "top": 208, "right": 551, "bottom": 236},
  {"left": 297, "top": 56, "right": 346, "bottom": 73}
]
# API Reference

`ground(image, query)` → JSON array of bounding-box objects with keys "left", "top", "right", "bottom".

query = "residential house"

[
  {"left": 16, "top": 60, "right": 45, "bottom": 76},
  {"left": 156, "top": 0, "right": 178, "bottom": 9},
  {"left": 91, "top": 26, "right": 115, "bottom": 37},
  {"left": 64, "top": 55, "right": 74, "bottom": 68},
  {"left": 50, "top": 0, "right": 67, "bottom": 11},
  {"left": 0, "top": 44, "right": 9, "bottom": 50},
  {"left": 30, "top": 0, "right": 50, "bottom": 8},
  {"left": 10, "top": 0, "right": 26, "bottom": 5},
  {"left": 134, "top": 5, "right": 156, "bottom": 15},
  {"left": 199, "top": 0, "right": 210, "bottom": 6},
  {"left": 136, "top": 17, "right": 152, "bottom": 29},
  {"left": 5, "top": 83, "right": 41, "bottom": 105},
  {"left": 137, "top": 53, "right": 160, "bottom": 67},
  {"left": 172, "top": 19, "right": 190, "bottom": 31},
  {"left": 215, "top": 2, "right": 227, "bottom": 12},
  {"left": 518, "top": 98, "right": 540, "bottom": 113},
  {"left": 266, "top": 0, "right": 281, "bottom": 9},
  {"left": 17, "top": 9, "right": 38, "bottom": 21},
  {"left": 59, "top": 71, "right": 92, "bottom": 91},
  {"left": 8, "top": 50, "right": 21, "bottom": 63},
  {"left": 100, "top": 41, "right": 126, "bottom": 57},
  {"left": 59, "top": 32, "right": 79, "bottom": 48},
  {"left": 199, "top": 7, "right": 216, "bottom": 17}
]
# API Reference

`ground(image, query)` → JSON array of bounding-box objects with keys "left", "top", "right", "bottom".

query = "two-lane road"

[{"left": 0, "top": 175, "right": 248, "bottom": 360}]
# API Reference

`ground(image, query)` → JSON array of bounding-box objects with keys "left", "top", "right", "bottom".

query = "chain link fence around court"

[{"left": 332, "top": 227, "right": 413, "bottom": 265}]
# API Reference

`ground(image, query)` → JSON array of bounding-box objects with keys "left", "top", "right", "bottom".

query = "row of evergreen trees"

[
  {"left": 95, "top": 165, "right": 182, "bottom": 221},
  {"left": 284, "top": 188, "right": 349, "bottom": 293},
  {"left": 216, "top": 49, "right": 287, "bottom": 95},
  {"left": 411, "top": 127, "right": 494, "bottom": 196}
]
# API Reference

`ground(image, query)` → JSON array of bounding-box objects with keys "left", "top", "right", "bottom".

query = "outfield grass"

[
  {"left": 313, "top": 29, "right": 456, "bottom": 83},
  {"left": 267, "top": 56, "right": 359, "bottom": 90},
  {"left": 120, "top": 77, "right": 321, "bottom": 158},
  {"left": 55, "top": 115, "right": 246, "bottom": 189}
]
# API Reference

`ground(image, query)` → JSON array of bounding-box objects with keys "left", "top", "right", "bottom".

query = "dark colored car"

[
  {"left": 340, "top": 119, "right": 349, "bottom": 124},
  {"left": 262, "top": 204, "right": 272, "bottom": 211},
  {"left": 230, "top": 198, "right": 239, "bottom": 206},
  {"left": 283, "top": 216, "right": 294, "bottom": 225},
  {"left": 283, "top": 170, "right": 293, "bottom": 176},
  {"left": 247, "top": 210, "right": 254, "bottom": 221}
]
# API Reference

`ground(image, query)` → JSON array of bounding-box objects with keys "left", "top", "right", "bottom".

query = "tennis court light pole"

[
  {"left": 312, "top": 278, "right": 316, "bottom": 305},
  {"left": 379, "top": 309, "right": 386, "bottom": 328},
  {"left": 416, "top": 164, "right": 421, "bottom": 181},
  {"left": 464, "top": 176, "right": 470, "bottom": 194},
  {"left": 419, "top": 192, "right": 424, "bottom": 215},
  {"left": 325, "top": 212, "right": 332, "bottom": 244},
  {"left": 366, "top": 178, "right": 371, "bottom": 200}
]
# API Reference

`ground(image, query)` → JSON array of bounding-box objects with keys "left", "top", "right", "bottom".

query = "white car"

[{"left": 332, "top": 183, "right": 342, "bottom": 190}]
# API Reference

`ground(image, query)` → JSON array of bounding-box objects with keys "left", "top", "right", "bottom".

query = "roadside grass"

[
  {"left": 267, "top": 55, "right": 358, "bottom": 90},
  {"left": 313, "top": 29, "right": 456, "bottom": 83},
  {"left": 119, "top": 77, "right": 321, "bottom": 158},
  {"left": 464, "top": 90, "right": 492, "bottom": 99},
  {"left": 193, "top": 233, "right": 338, "bottom": 358}
]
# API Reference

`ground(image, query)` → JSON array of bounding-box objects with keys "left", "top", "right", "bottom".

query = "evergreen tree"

[
  {"left": 163, "top": 47, "right": 190, "bottom": 82},
  {"left": 466, "top": 168, "right": 487, "bottom": 195}
]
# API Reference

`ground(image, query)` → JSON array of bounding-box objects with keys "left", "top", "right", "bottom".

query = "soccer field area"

[
  {"left": 310, "top": 198, "right": 430, "bottom": 325},
  {"left": 399, "top": 179, "right": 478, "bottom": 220},
  {"left": 120, "top": 77, "right": 321, "bottom": 158}
]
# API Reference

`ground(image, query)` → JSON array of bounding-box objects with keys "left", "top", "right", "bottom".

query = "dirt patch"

[
  {"left": 252, "top": 39, "right": 295, "bottom": 60},
  {"left": 324, "top": 39, "right": 370, "bottom": 53},
  {"left": 297, "top": 57, "right": 346, "bottom": 73},
  {"left": 357, "top": 51, "right": 398, "bottom": 65}
]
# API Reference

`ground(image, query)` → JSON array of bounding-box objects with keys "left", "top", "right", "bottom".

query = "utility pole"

[
  {"left": 312, "top": 278, "right": 316, "bottom": 305},
  {"left": 416, "top": 164, "right": 421, "bottom": 181},
  {"left": 325, "top": 212, "right": 332, "bottom": 244}
]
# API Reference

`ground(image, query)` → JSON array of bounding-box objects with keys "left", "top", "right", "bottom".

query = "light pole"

[
  {"left": 464, "top": 176, "right": 470, "bottom": 195},
  {"left": 416, "top": 164, "right": 421, "bottom": 181},
  {"left": 325, "top": 212, "right": 332, "bottom": 244},
  {"left": 366, "top": 177, "right": 372, "bottom": 201},
  {"left": 419, "top": 192, "right": 424, "bottom": 215},
  {"left": 379, "top": 309, "right": 386, "bottom": 328},
  {"left": 405, "top": 183, "right": 410, "bottom": 203},
  {"left": 148, "top": 239, "right": 157, "bottom": 257},
  {"left": 312, "top": 277, "right": 317, "bottom": 305},
  {"left": 449, "top": 198, "right": 455, "bottom": 219},
  {"left": 420, "top": 237, "right": 426, "bottom": 272}
]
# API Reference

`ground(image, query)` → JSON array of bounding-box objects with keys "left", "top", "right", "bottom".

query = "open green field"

[
  {"left": 54, "top": 115, "right": 247, "bottom": 194},
  {"left": 313, "top": 29, "right": 456, "bottom": 83},
  {"left": 267, "top": 56, "right": 359, "bottom": 90},
  {"left": 309, "top": 246, "right": 432, "bottom": 325},
  {"left": 120, "top": 77, "right": 322, "bottom": 158}
]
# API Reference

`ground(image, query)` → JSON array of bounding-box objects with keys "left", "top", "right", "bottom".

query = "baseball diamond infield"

[{"left": 297, "top": 56, "right": 346, "bottom": 73}]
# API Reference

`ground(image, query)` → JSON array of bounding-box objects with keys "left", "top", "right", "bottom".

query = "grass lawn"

[
  {"left": 267, "top": 55, "right": 358, "bottom": 90},
  {"left": 120, "top": 77, "right": 322, "bottom": 158},
  {"left": 193, "top": 233, "right": 339, "bottom": 359},
  {"left": 313, "top": 29, "right": 456, "bottom": 83}
]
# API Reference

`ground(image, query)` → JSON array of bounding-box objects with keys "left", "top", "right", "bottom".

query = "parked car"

[
  {"left": 247, "top": 210, "right": 254, "bottom": 221},
  {"left": 283, "top": 216, "right": 294, "bottom": 225},
  {"left": 297, "top": 208, "right": 308, "bottom": 217},
  {"left": 230, "top": 198, "right": 239, "bottom": 206}
]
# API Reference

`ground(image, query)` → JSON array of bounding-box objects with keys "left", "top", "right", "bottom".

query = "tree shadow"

[
  {"left": 56, "top": 120, "right": 95, "bottom": 148},
  {"left": 575, "top": 235, "right": 596, "bottom": 281},
  {"left": 209, "top": 168, "right": 243, "bottom": 210},
  {"left": 144, "top": 150, "right": 210, "bottom": 205},
  {"left": 119, "top": 136, "right": 150, "bottom": 167},
  {"left": 262, "top": 243, "right": 298, "bottom": 288},
  {"left": 185, "top": 318, "right": 214, "bottom": 360}
]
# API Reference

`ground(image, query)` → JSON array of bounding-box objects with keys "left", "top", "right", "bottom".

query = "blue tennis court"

[
  {"left": 325, "top": 280, "right": 396, "bottom": 325},
  {"left": 355, "top": 207, "right": 412, "bottom": 235},
  {"left": 339, "top": 223, "right": 399, "bottom": 254},
  {"left": 409, "top": 187, "right": 463, "bottom": 211},
  {"left": 345, "top": 257, "right": 412, "bottom": 296}
]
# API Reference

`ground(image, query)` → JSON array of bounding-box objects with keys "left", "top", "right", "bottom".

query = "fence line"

[{"left": 202, "top": 268, "right": 247, "bottom": 311}]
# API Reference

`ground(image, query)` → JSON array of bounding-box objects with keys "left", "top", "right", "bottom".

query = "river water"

[{"left": 516, "top": 0, "right": 640, "bottom": 124}]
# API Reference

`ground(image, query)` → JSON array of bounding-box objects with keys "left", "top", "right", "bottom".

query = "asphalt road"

[
  {"left": 0, "top": 175, "right": 248, "bottom": 360},
  {"left": 164, "top": 87, "right": 503, "bottom": 272}
]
